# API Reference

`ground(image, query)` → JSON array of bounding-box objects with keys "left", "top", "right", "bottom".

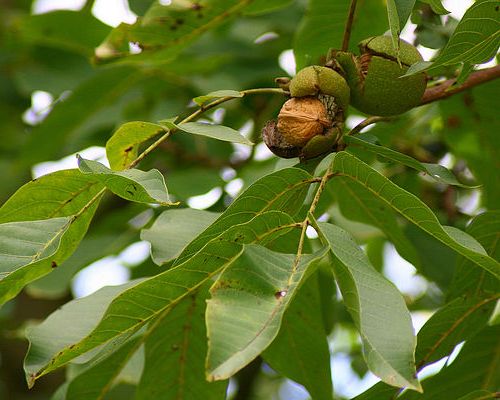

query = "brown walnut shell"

[
  {"left": 277, "top": 97, "right": 332, "bottom": 147},
  {"left": 261, "top": 120, "right": 301, "bottom": 159}
]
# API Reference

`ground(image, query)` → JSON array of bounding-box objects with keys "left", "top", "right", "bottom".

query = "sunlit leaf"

[
  {"left": 316, "top": 221, "right": 421, "bottom": 391},
  {"left": 141, "top": 208, "right": 219, "bottom": 265},
  {"left": 65, "top": 337, "right": 143, "bottom": 399},
  {"left": 25, "top": 211, "right": 295, "bottom": 383},
  {"left": 173, "top": 167, "right": 314, "bottom": 265},
  {"left": 0, "top": 170, "right": 103, "bottom": 304},
  {"left": 136, "top": 285, "right": 227, "bottom": 399},
  {"left": 24, "top": 281, "right": 141, "bottom": 386},
  {"left": 0, "top": 217, "right": 70, "bottom": 297},
  {"left": 406, "top": 0, "right": 500, "bottom": 75},
  {"left": 329, "top": 151, "right": 500, "bottom": 279},
  {"left": 77, "top": 156, "right": 175, "bottom": 205},
  {"left": 164, "top": 121, "right": 253, "bottom": 146},
  {"left": 448, "top": 212, "right": 500, "bottom": 299},
  {"left": 27, "top": 204, "right": 143, "bottom": 299},
  {"left": 206, "top": 245, "right": 327, "bottom": 380},
  {"left": 386, "top": 0, "right": 415, "bottom": 47},
  {"left": 263, "top": 272, "right": 333, "bottom": 400},
  {"left": 331, "top": 177, "right": 421, "bottom": 267},
  {"left": 106, "top": 121, "right": 165, "bottom": 170},
  {"left": 401, "top": 326, "right": 500, "bottom": 399},
  {"left": 345, "top": 134, "right": 476, "bottom": 187},
  {"left": 193, "top": 90, "right": 242, "bottom": 106},
  {"left": 415, "top": 294, "right": 498, "bottom": 368}
]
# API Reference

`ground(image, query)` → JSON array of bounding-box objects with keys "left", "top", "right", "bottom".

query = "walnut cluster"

[{"left": 262, "top": 65, "right": 349, "bottom": 160}]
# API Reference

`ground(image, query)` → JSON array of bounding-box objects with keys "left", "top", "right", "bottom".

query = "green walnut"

[
  {"left": 329, "top": 35, "right": 427, "bottom": 116},
  {"left": 262, "top": 65, "right": 349, "bottom": 160},
  {"left": 289, "top": 65, "right": 350, "bottom": 112}
]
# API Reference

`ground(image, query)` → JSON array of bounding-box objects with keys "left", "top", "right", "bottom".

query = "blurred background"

[{"left": 0, "top": 0, "right": 494, "bottom": 399}]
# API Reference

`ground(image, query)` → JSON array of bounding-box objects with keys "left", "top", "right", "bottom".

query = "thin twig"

[
  {"left": 127, "top": 130, "right": 172, "bottom": 169},
  {"left": 128, "top": 88, "right": 285, "bottom": 169},
  {"left": 287, "top": 165, "right": 334, "bottom": 287},
  {"left": 347, "top": 116, "right": 392, "bottom": 136},
  {"left": 342, "top": 0, "right": 358, "bottom": 51},
  {"left": 420, "top": 64, "right": 500, "bottom": 105}
]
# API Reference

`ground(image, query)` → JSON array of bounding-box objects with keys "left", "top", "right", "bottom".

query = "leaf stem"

[
  {"left": 342, "top": 0, "right": 358, "bottom": 51},
  {"left": 347, "top": 116, "right": 393, "bottom": 136},
  {"left": 127, "top": 130, "right": 173, "bottom": 169},
  {"left": 128, "top": 88, "right": 285, "bottom": 169},
  {"left": 288, "top": 166, "right": 334, "bottom": 284},
  {"left": 70, "top": 187, "right": 106, "bottom": 221}
]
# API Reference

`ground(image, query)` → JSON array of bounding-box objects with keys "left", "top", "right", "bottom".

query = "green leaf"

[
  {"left": 165, "top": 121, "right": 253, "bottom": 146},
  {"left": 24, "top": 281, "right": 141, "bottom": 386},
  {"left": 0, "top": 170, "right": 103, "bottom": 305},
  {"left": 329, "top": 151, "right": 500, "bottom": 279},
  {"left": 65, "top": 336, "right": 142, "bottom": 400},
  {"left": 294, "top": 0, "right": 387, "bottom": 69},
  {"left": 406, "top": 0, "right": 500, "bottom": 75},
  {"left": 16, "top": 10, "right": 110, "bottom": 56},
  {"left": 206, "top": 244, "right": 327, "bottom": 380},
  {"left": 419, "top": 0, "right": 450, "bottom": 15},
  {"left": 440, "top": 80, "right": 500, "bottom": 209},
  {"left": 0, "top": 217, "right": 71, "bottom": 291},
  {"left": 294, "top": 0, "right": 347, "bottom": 69},
  {"left": 401, "top": 326, "right": 500, "bottom": 399},
  {"left": 456, "top": 391, "right": 498, "bottom": 400},
  {"left": 173, "top": 167, "right": 314, "bottom": 265},
  {"left": 27, "top": 204, "right": 143, "bottom": 299},
  {"left": 316, "top": 221, "right": 421, "bottom": 391},
  {"left": 193, "top": 90, "right": 243, "bottom": 106},
  {"left": 448, "top": 212, "right": 500, "bottom": 299},
  {"left": 77, "top": 156, "right": 175, "bottom": 206},
  {"left": 141, "top": 208, "right": 219, "bottom": 265},
  {"left": 404, "top": 225, "right": 456, "bottom": 288},
  {"left": 386, "top": 0, "right": 416, "bottom": 57},
  {"left": 94, "top": 0, "right": 256, "bottom": 65},
  {"left": 166, "top": 168, "right": 225, "bottom": 200},
  {"left": 106, "top": 122, "right": 165, "bottom": 171},
  {"left": 489, "top": 301, "right": 500, "bottom": 326},
  {"left": 415, "top": 294, "right": 498, "bottom": 368},
  {"left": 136, "top": 285, "right": 227, "bottom": 400},
  {"left": 345, "top": 134, "right": 476, "bottom": 187},
  {"left": 331, "top": 177, "right": 420, "bottom": 267},
  {"left": 391, "top": 0, "right": 415, "bottom": 32},
  {"left": 243, "top": 0, "right": 293, "bottom": 15},
  {"left": 262, "top": 272, "right": 333, "bottom": 400},
  {"left": 26, "top": 211, "right": 295, "bottom": 383},
  {"left": 353, "top": 382, "right": 399, "bottom": 399}
]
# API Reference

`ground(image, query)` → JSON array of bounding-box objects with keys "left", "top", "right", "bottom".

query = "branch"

[
  {"left": 420, "top": 65, "right": 500, "bottom": 105},
  {"left": 342, "top": 0, "right": 358, "bottom": 51},
  {"left": 347, "top": 116, "right": 393, "bottom": 136}
]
